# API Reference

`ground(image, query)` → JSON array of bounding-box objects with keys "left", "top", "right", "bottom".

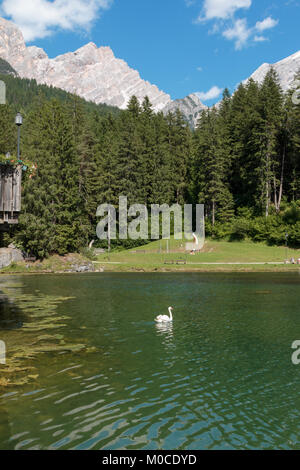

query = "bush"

[
  {"left": 287, "top": 222, "right": 300, "bottom": 248},
  {"left": 283, "top": 203, "right": 300, "bottom": 225},
  {"left": 204, "top": 207, "right": 300, "bottom": 248},
  {"left": 236, "top": 207, "right": 254, "bottom": 219},
  {"left": 80, "top": 247, "right": 97, "bottom": 261},
  {"left": 205, "top": 220, "right": 231, "bottom": 239},
  {"left": 229, "top": 218, "right": 252, "bottom": 241}
]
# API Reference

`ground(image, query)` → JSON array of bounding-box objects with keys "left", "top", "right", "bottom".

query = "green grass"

[
  {"left": 0, "top": 253, "right": 94, "bottom": 275},
  {"left": 95, "top": 238, "right": 300, "bottom": 272},
  {"left": 1, "top": 239, "right": 299, "bottom": 274}
]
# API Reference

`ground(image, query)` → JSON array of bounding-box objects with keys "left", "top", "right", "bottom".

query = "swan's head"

[{"left": 168, "top": 306, "right": 173, "bottom": 311}]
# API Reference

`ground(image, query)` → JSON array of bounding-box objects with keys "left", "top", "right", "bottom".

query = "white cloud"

[
  {"left": 191, "top": 1, "right": 279, "bottom": 50},
  {"left": 221, "top": 16, "right": 279, "bottom": 49},
  {"left": 196, "top": 86, "right": 223, "bottom": 101},
  {"left": 254, "top": 35, "right": 268, "bottom": 42},
  {"left": 255, "top": 16, "right": 278, "bottom": 32},
  {"left": 185, "top": 0, "right": 196, "bottom": 6},
  {"left": 222, "top": 18, "right": 252, "bottom": 50},
  {"left": 198, "top": 0, "right": 251, "bottom": 21},
  {"left": 0, "top": 0, "right": 112, "bottom": 41}
]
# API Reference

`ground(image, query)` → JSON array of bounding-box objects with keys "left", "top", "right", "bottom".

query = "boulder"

[
  {"left": 70, "top": 263, "right": 95, "bottom": 273},
  {"left": 0, "top": 247, "right": 24, "bottom": 268}
]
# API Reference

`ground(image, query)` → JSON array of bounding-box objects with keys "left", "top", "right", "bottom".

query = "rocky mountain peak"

[
  {"left": 0, "top": 17, "right": 171, "bottom": 112},
  {"left": 163, "top": 93, "right": 207, "bottom": 128},
  {"left": 0, "top": 17, "right": 27, "bottom": 65},
  {"left": 246, "top": 50, "right": 300, "bottom": 91},
  {"left": 1, "top": 17, "right": 299, "bottom": 128}
]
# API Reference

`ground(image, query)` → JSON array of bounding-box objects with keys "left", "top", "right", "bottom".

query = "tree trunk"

[
  {"left": 274, "top": 174, "right": 278, "bottom": 212},
  {"left": 277, "top": 144, "right": 286, "bottom": 212},
  {"left": 265, "top": 179, "right": 269, "bottom": 217},
  {"left": 265, "top": 148, "right": 270, "bottom": 217}
]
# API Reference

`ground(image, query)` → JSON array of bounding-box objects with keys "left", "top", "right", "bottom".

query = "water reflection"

[
  {"left": 155, "top": 322, "right": 173, "bottom": 337},
  {"left": 0, "top": 295, "right": 26, "bottom": 330},
  {"left": 0, "top": 405, "right": 12, "bottom": 449},
  {"left": 155, "top": 322, "right": 174, "bottom": 355}
]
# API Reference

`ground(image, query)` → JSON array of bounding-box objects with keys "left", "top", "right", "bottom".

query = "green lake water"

[{"left": 0, "top": 272, "right": 300, "bottom": 450}]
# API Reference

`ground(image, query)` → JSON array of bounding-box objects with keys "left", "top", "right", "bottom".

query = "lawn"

[
  {"left": 94, "top": 239, "right": 300, "bottom": 272},
  {"left": 1, "top": 239, "right": 299, "bottom": 274}
]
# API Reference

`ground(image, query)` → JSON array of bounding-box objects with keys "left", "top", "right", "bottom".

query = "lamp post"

[
  {"left": 285, "top": 232, "right": 288, "bottom": 261},
  {"left": 15, "top": 112, "right": 23, "bottom": 160}
]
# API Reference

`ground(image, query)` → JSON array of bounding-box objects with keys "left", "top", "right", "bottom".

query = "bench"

[
  {"left": 164, "top": 259, "right": 187, "bottom": 265},
  {"left": 24, "top": 257, "right": 37, "bottom": 262}
]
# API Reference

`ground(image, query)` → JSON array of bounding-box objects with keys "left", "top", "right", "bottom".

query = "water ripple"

[{"left": 1, "top": 272, "right": 300, "bottom": 450}]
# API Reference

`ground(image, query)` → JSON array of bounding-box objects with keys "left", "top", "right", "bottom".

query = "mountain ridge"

[
  {"left": 245, "top": 50, "right": 300, "bottom": 91},
  {"left": 163, "top": 93, "right": 207, "bottom": 128},
  {"left": 0, "top": 17, "right": 300, "bottom": 128},
  {"left": 0, "top": 17, "right": 171, "bottom": 112}
]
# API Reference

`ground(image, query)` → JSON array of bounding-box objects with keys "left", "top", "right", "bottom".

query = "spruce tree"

[
  {"left": 17, "top": 99, "right": 88, "bottom": 257},
  {"left": 256, "top": 68, "right": 284, "bottom": 216}
]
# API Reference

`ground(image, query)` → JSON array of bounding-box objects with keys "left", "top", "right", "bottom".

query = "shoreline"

[
  {"left": 0, "top": 241, "right": 299, "bottom": 275},
  {"left": 0, "top": 264, "right": 299, "bottom": 274}
]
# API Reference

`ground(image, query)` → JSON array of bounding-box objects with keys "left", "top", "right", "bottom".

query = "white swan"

[{"left": 155, "top": 307, "right": 173, "bottom": 323}]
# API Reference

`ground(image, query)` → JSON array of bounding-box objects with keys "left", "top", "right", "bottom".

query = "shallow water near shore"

[{"left": 0, "top": 272, "right": 300, "bottom": 450}]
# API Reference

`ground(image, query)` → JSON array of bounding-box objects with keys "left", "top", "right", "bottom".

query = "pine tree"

[
  {"left": 288, "top": 71, "right": 300, "bottom": 201},
  {"left": 256, "top": 68, "right": 284, "bottom": 216},
  {"left": 0, "top": 103, "right": 15, "bottom": 155},
  {"left": 17, "top": 99, "right": 88, "bottom": 257},
  {"left": 229, "top": 79, "right": 261, "bottom": 211},
  {"left": 166, "top": 109, "right": 191, "bottom": 205}
]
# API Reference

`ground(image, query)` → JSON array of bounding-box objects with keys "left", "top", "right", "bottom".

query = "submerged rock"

[{"left": 71, "top": 263, "right": 95, "bottom": 273}]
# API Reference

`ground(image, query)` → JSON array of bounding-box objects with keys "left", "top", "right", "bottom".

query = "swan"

[{"left": 155, "top": 307, "right": 173, "bottom": 323}]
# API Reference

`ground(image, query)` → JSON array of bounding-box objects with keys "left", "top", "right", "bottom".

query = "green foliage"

[
  {"left": 0, "top": 72, "right": 120, "bottom": 117},
  {"left": 283, "top": 202, "right": 300, "bottom": 224},
  {"left": 1, "top": 67, "right": 299, "bottom": 257},
  {"left": 0, "top": 58, "right": 17, "bottom": 76},
  {"left": 204, "top": 207, "right": 300, "bottom": 248},
  {"left": 229, "top": 218, "right": 253, "bottom": 241},
  {"left": 80, "top": 247, "right": 97, "bottom": 260}
]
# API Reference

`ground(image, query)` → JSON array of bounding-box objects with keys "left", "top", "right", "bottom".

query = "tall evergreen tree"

[
  {"left": 256, "top": 68, "right": 284, "bottom": 216},
  {"left": 17, "top": 99, "right": 88, "bottom": 257},
  {"left": 193, "top": 107, "right": 233, "bottom": 224}
]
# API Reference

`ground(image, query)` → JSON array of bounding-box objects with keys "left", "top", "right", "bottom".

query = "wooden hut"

[{"left": 0, "top": 164, "right": 22, "bottom": 230}]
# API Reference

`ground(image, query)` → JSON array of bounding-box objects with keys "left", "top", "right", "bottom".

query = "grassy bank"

[
  {"left": 1, "top": 239, "right": 299, "bottom": 274},
  {"left": 92, "top": 239, "right": 299, "bottom": 272},
  {"left": 0, "top": 253, "right": 99, "bottom": 275}
]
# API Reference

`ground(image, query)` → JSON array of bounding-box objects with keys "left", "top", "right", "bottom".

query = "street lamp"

[{"left": 15, "top": 112, "right": 23, "bottom": 160}]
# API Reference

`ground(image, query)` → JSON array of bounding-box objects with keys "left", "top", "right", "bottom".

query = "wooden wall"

[{"left": 0, "top": 165, "right": 22, "bottom": 227}]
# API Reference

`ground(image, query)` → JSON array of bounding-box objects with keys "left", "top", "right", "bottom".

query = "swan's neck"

[{"left": 168, "top": 308, "right": 173, "bottom": 320}]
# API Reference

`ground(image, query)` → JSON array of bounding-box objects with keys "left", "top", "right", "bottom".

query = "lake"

[{"left": 0, "top": 272, "right": 300, "bottom": 450}]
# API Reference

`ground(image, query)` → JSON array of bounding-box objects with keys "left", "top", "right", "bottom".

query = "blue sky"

[{"left": 1, "top": 0, "right": 299, "bottom": 103}]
